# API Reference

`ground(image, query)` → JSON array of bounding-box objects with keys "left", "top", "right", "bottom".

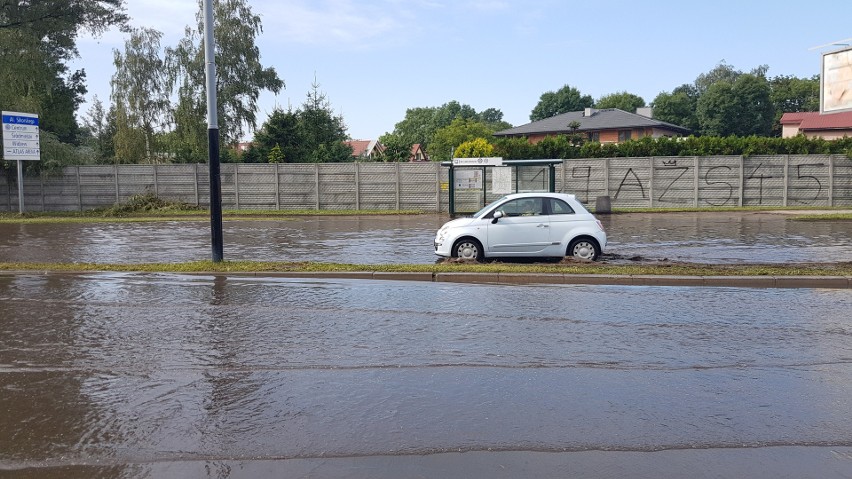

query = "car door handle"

[{"left": 537, "top": 224, "right": 549, "bottom": 228}]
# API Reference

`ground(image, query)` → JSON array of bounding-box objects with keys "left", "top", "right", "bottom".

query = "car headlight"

[{"left": 437, "top": 226, "right": 449, "bottom": 241}]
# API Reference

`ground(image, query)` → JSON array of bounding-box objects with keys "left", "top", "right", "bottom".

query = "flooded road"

[
  {"left": 2, "top": 272, "right": 852, "bottom": 477},
  {"left": 0, "top": 211, "right": 850, "bottom": 265},
  {"left": 601, "top": 211, "right": 852, "bottom": 264}
]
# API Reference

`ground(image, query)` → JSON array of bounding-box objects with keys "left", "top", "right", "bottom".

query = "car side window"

[
  {"left": 500, "top": 198, "right": 544, "bottom": 217},
  {"left": 549, "top": 198, "right": 575, "bottom": 215}
]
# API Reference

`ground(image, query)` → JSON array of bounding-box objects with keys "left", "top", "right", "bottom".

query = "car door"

[
  {"left": 486, "top": 197, "right": 551, "bottom": 255},
  {"left": 546, "top": 197, "right": 583, "bottom": 252}
]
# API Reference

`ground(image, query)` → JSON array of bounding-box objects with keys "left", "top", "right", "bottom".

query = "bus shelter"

[{"left": 441, "top": 158, "right": 562, "bottom": 215}]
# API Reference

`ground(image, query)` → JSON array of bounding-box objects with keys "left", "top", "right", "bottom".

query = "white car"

[{"left": 434, "top": 192, "right": 607, "bottom": 261}]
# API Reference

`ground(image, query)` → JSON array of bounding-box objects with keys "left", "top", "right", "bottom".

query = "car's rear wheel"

[
  {"left": 452, "top": 238, "right": 483, "bottom": 261},
  {"left": 568, "top": 237, "right": 600, "bottom": 261}
]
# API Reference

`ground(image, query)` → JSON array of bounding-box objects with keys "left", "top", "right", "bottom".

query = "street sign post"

[{"left": 2, "top": 111, "right": 41, "bottom": 213}]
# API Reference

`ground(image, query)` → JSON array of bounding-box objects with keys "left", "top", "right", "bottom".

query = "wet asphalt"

[
  {"left": 0, "top": 211, "right": 850, "bottom": 265},
  {"left": 1, "top": 213, "right": 852, "bottom": 477}
]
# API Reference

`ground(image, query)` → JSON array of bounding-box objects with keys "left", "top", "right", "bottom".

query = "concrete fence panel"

[
  {"left": 2, "top": 155, "right": 851, "bottom": 212},
  {"left": 835, "top": 156, "right": 852, "bottom": 206}
]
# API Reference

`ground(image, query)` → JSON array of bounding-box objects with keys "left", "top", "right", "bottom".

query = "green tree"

[
  {"left": 250, "top": 82, "right": 351, "bottom": 163},
  {"left": 651, "top": 84, "right": 699, "bottom": 132},
  {"left": 166, "top": 0, "right": 284, "bottom": 161},
  {"left": 696, "top": 81, "right": 738, "bottom": 136},
  {"left": 594, "top": 91, "right": 646, "bottom": 112},
  {"left": 379, "top": 100, "right": 512, "bottom": 159},
  {"left": 493, "top": 137, "right": 537, "bottom": 159},
  {"left": 301, "top": 80, "right": 350, "bottom": 163},
  {"left": 0, "top": 0, "right": 128, "bottom": 157},
  {"left": 454, "top": 138, "right": 494, "bottom": 158},
  {"left": 378, "top": 133, "right": 412, "bottom": 162},
  {"left": 430, "top": 118, "right": 497, "bottom": 162},
  {"left": 111, "top": 103, "right": 147, "bottom": 163},
  {"left": 384, "top": 101, "right": 507, "bottom": 154},
  {"left": 731, "top": 74, "right": 774, "bottom": 137},
  {"left": 111, "top": 27, "right": 170, "bottom": 162},
  {"left": 387, "top": 106, "right": 437, "bottom": 149},
  {"left": 432, "top": 100, "right": 478, "bottom": 128},
  {"left": 694, "top": 61, "right": 742, "bottom": 94},
  {"left": 530, "top": 84, "right": 594, "bottom": 121},
  {"left": 267, "top": 144, "right": 284, "bottom": 163},
  {"left": 479, "top": 108, "right": 504, "bottom": 125},
  {"left": 696, "top": 74, "right": 773, "bottom": 137},
  {"left": 769, "top": 74, "right": 819, "bottom": 136},
  {"left": 253, "top": 108, "right": 302, "bottom": 162},
  {"left": 0, "top": 0, "right": 127, "bottom": 36},
  {"left": 79, "top": 95, "right": 116, "bottom": 162}
]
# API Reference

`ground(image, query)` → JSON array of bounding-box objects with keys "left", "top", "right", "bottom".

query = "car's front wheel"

[
  {"left": 452, "top": 238, "right": 483, "bottom": 261},
  {"left": 568, "top": 237, "right": 601, "bottom": 261}
]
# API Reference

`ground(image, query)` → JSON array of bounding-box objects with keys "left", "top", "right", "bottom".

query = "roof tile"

[{"left": 494, "top": 108, "right": 690, "bottom": 136}]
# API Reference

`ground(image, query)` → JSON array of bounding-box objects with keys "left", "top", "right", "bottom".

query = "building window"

[
  {"left": 588, "top": 132, "right": 600, "bottom": 142},
  {"left": 618, "top": 130, "right": 632, "bottom": 142}
]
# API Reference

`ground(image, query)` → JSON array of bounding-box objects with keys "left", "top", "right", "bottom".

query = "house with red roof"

[
  {"left": 345, "top": 139, "right": 385, "bottom": 159},
  {"left": 409, "top": 143, "right": 429, "bottom": 162},
  {"left": 780, "top": 111, "right": 852, "bottom": 139}
]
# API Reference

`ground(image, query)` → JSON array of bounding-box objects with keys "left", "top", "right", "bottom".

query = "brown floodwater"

[
  {"left": 0, "top": 212, "right": 850, "bottom": 265},
  {"left": 1, "top": 272, "right": 852, "bottom": 477}
]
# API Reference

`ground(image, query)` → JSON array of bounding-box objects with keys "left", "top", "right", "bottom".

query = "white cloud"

[
  {"left": 77, "top": 0, "right": 196, "bottom": 48},
  {"left": 127, "top": 0, "right": 198, "bottom": 36},
  {"left": 465, "top": 0, "right": 510, "bottom": 12},
  {"left": 255, "top": 0, "right": 424, "bottom": 49}
]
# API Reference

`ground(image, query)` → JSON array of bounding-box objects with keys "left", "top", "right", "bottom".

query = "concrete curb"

[{"left": 3, "top": 270, "right": 850, "bottom": 289}]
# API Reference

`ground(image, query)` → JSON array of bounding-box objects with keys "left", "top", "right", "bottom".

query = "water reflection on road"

[
  {"left": 601, "top": 211, "right": 852, "bottom": 264},
  {"left": 0, "top": 212, "right": 850, "bottom": 265},
  {"left": 2, "top": 272, "right": 852, "bottom": 477}
]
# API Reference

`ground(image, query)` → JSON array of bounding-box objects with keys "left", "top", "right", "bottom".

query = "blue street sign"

[{"left": 2, "top": 114, "right": 39, "bottom": 126}]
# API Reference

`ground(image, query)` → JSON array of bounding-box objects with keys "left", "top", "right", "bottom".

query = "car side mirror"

[{"left": 491, "top": 210, "right": 504, "bottom": 224}]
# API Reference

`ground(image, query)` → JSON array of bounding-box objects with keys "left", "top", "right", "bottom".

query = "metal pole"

[
  {"left": 203, "top": 0, "right": 223, "bottom": 262},
  {"left": 354, "top": 162, "right": 360, "bottom": 210},
  {"left": 315, "top": 164, "right": 320, "bottom": 210},
  {"left": 829, "top": 155, "right": 835, "bottom": 207},
  {"left": 435, "top": 162, "right": 441, "bottom": 213},
  {"left": 649, "top": 157, "right": 655, "bottom": 208},
  {"left": 16, "top": 160, "right": 24, "bottom": 213},
  {"left": 448, "top": 166, "right": 455, "bottom": 216},
  {"left": 77, "top": 166, "right": 82, "bottom": 211},
  {"left": 514, "top": 165, "right": 519, "bottom": 193},
  {"left": 783, "top": 155, "right": 789, "bottom": 207},
  {"left": 549, "top": 163, "right": 556, "bottom": 192},
  {"left": 275, "top": 163, "right": 281, "bottom": 210},
  {"left": 396, "top": 162, "right": 401, "bottom": 211},
  {"left": 481, "top": 166, "right": 487, "bottom": 209},
  {"left": 739, "top": 156, "right": 745, "bottom": 207},
  {"left": 693, "top": 157, "right": 699, "bottom": 207}
]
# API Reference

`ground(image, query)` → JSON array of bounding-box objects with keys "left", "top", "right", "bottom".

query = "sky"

[{"left": 72, "top": 0, "right": 852, "bottom": 141}]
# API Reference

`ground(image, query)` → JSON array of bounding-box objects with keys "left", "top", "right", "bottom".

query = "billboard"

[{"left": 821, "top": 46, "right": 852, "bottom": 113}]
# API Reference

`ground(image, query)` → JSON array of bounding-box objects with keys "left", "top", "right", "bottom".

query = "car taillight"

[{"left": 596, "top": 220, "right": 605, "bottom": 232}]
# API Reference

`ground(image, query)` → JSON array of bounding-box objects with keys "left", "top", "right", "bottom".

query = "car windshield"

[{"left": 472, "top": 196, "right": 509, "bottom": 218}]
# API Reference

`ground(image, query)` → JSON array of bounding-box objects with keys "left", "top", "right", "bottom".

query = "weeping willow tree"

[
  {"left": 110, "top": 27, "right": 170, "bottom": 163},
  {"left": 165, "top": 0, "right": 284, "bottom": 162}
]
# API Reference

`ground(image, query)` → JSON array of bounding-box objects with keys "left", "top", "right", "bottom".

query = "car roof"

[{"left": 503, "top": 192, "right": 577, "bottom": 200}]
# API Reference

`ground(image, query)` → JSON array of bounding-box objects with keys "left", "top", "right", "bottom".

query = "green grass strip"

[
  {"left": 609, "top": 206, "right": 851, "bottom": 214},
  {"left": 1, "top": 260, "right": 850, "bottom": 277},
  {"left": 0, "top": 209, "right": 425, "bottom": 224},
  {"left": 789, "top": 213, "right": 852, "bottom": 221}
]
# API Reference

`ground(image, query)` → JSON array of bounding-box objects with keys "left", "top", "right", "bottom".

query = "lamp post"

[{"left": 203, "top": 0, "right": 223, "bottom": 262}]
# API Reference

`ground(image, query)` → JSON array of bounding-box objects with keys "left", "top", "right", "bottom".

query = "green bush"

[
  {"left": 495, "top": 134, "right": 852, "bottom": 159},
  {"left": 101, "top": 193, "right": 195, "bottom": 216}
]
